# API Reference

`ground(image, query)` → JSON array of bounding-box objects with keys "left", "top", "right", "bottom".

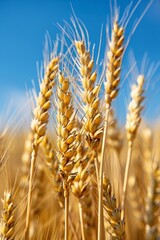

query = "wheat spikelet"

[
  {"left": 25, "top": 56, "right": 59, "bottom": 236},
  {"left": 41, "top": 135, "right": 64, "bottom": 208},
  {"left": 0, "top": 191, "right": 14, "bottom": 240},
  {"left": 103, "top": 176, "right": 125, "bottom": 240},
  {"left": 145, "top": 167, "right": 160, "bottom": 239}
]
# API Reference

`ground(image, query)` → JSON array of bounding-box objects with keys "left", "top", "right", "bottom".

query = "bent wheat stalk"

[{"left": 25, "top": 57, "right": 59, "bottom": 239}]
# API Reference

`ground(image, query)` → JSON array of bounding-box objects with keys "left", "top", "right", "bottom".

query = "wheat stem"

[
  {"left": 69, "top": 214, "right": 79, "bottom": 240},
  {"left": 98, "top": 107, "right": 110, "bottom": 240},
  {"left": 78, "top": 201, "right": 85, "bottom": 240},
  {"left": 24, "top": 147, "right": 37, "bottom": 240},
  {"left": 122, "top": 141, "right": 133, "bottom": 219},
  {"left": 65, "top": 193, "right": 69, "bottom": 240}
]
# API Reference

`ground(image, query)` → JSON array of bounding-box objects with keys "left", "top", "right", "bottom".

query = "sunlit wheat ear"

[
  {"left": 122, "top": 75, "right": 145, "bottom": 218},
  {"left": 126, "top": 75, "right": 145, "bottom": 142},
  {"left": 41, "top": 135, "right": 64, "bottom": 208},
  {"left": 57, "top": 72, "right": 76, "bottom": 240},
  {"left": 105, "top": 20, "right": 124, "bottom": 108},
  {"left": 98, "top": 19, "right": 125, "bottom": 240},
  {"left": 145, "top": 166, "right": 160, "bottom": 239},
  {"left": 75, "top": 41, "right": 103, "bottom": 174},
  {"left": 25, "top": 56, "right": 59, "bottom": 237},
  {"left": 0, "top": 192, "right": 14, "bottom": 240},
  {"left": 103, "top": 176, "right": 125, "bottom": 240}
]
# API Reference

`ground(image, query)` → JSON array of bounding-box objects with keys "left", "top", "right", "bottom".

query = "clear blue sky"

[{"left": 0, "top": 0, "right": 160, "bottom": 122}]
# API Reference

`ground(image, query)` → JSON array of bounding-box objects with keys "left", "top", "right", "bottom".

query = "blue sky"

[{"left": 0, "top": 0, "right": 160, "bottom": 122}]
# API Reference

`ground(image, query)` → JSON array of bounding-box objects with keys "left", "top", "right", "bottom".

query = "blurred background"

[{"left": 0, "top": 0, "right": 160, "bottom": 123}]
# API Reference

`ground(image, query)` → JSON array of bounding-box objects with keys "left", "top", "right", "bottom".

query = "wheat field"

[{"left": 0, "top": 2, "right": 160, "bottom": 240}]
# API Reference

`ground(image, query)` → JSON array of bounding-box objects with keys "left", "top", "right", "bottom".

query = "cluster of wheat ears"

[{"left": 0, "top": 2, "right": 160, "bottom": 240}]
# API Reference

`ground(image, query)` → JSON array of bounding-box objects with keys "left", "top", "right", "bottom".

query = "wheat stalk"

[
  {"left": 57, "top": 72, "right": 76, "bottom": 240},
  {"left": 0, "top": 191, "right": 14, "bottom": 240},
  {"left": 98, "top": 19, "right": 124, "bottom": 240},
  {"left": 25, "top": 56, "right": 59, "bottom": 238},
  {"left": 122, "top": 75, "right": 145, "bottom": 218}
]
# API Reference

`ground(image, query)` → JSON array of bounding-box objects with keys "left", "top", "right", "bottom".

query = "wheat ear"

[
  {"left": 0, "top": 191, "right": 14, "bottom": 240},
  {"left": 98, "top": 19, "right": 124, "bottom": 240},
  {"left": 122, "top": 75, "right": 144, "bottom": 218},
  {"left": 25, "top": 57, "right": 59, "bottom": 238},
  {"left": 57, "top": 73, "right": 76, "bottom": 240},
  {"left": 75, "top": 40, "right": 103, "bottom": 178},
  {"left": 103, "top": 176, "right": 125, "bottom": 239}
]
